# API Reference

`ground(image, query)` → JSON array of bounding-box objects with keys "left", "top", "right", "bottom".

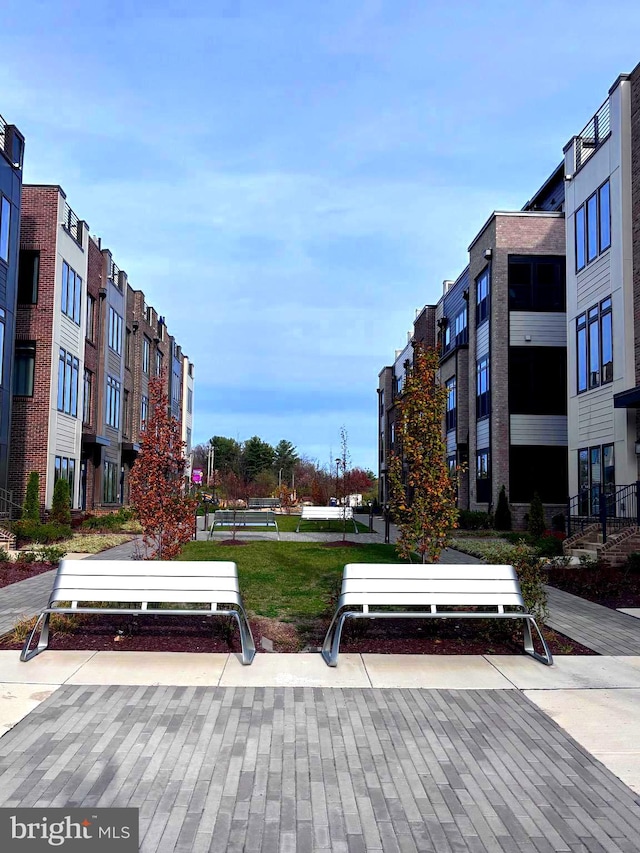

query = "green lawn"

[
  {"left": 202, "top": 514, "right": 370, "bottom": 535},
  {"left": 179, "top": 540, "right": 397, "bottom": 620}
]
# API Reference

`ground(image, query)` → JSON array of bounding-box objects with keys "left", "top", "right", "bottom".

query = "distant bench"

[
  {"left": 208, "top": 510, "right": 280, "bottom": 540},
  {"left": 296, "top": 506, "right": 358, "bottom": 533},
  {"left": 321, "top": 563, "right": 552, "bottom": 667},
  {"left": 248, "top": 498, "right": 281, "bottom": 509},
  {"left": 20, "top": 560, "right": 256, "bottom": 665}
]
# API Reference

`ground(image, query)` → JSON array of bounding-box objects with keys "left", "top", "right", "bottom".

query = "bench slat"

[
  {"left": 50, "top": 562, "right": 240, "bottom": 578},
  {"left": 341, "top": 580, "right": 523, "bottom": 596},
  {"left": 51, "top": 577, "right": 241, "bottom": 593},
  {"left": 342, "top": 564, "right": 517, "bottom": 580},
  {"left": 50, "top": 589, "right": 243, "bottom": 605},
  {"left": 340, "top": 592, "right": 525, "bottom": 607}
]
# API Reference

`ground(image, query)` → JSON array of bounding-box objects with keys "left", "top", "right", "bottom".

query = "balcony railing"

[
  {"left": 575, "top": 98, "right": 611, "bottom": 171},
  {"left": 62, "top": 202, "right": 83, "bottom": 247},
  {"left": 0, "top": 114, "right": 25, "bottom": 169}
]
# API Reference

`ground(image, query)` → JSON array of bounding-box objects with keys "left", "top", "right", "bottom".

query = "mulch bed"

[
  {"left": 0, "top": 561, "right": 57, "bottom": 589},
  {"left": 0, "top": 612, "right": 595, "bottom": 657},
  {"left": 546, "top": 564, "right": 640, "bottom": 609}
]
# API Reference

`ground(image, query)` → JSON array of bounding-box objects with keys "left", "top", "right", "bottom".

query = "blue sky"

[{"left": 2, "top": 1, "right": 640, "bottom": 472}]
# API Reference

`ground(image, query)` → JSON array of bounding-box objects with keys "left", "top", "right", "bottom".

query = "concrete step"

[{"left": 567, "top": 548, "right": 598, "bottom": 560}]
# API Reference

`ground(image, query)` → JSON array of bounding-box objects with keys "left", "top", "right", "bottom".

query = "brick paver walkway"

[
  {"left": 545, "top": 586, "right": 640, "bottom": 655},
  {"left": 0, "top": 570, "right": 56, "bottom": 637},
  {"left": 1, "top": 685, "right": 639, "bottom": 852}
]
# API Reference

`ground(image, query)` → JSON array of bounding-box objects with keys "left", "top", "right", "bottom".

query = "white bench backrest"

[
  {"left": 338, "top": 563, "right": 525, "bottom": 609},
  {"left": 301, "top": 506, "right": 354, "bottom": 520},
  {"left": 49, "top": 560, "right": 242, "bottom": 607}
]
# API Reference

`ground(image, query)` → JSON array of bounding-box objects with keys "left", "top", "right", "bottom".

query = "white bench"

[
  {"left": 208, "top": 510, "right": 280, "bottom": 540},
  {"left": 321, "top": 563, "right": 552, "bottom": 667},
  {"left": 20, "top": 560, "right": 256, "bottom": 665},
  {"left": 296, "top": 506, "right": 358, "bottom": 533}
]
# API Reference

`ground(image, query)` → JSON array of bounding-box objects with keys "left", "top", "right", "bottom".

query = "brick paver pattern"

[
  {"left": 545, "top": 586, "right": 640, "bottom": 655},
  {"left": 1, "top": 686, "right": 639, "bottom": 852}
]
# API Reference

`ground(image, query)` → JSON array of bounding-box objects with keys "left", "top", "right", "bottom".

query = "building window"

[
  {"left": 123, "top": 389, "right": 130, "bottom": 437},
  {"left": 476, "top": 268, "right": 489, "bottom": 325},
  {"left": 108, "top": 307, "right": 123, "bottom": 354},
  {"left": 445, "top": 376, "right": 456, "bottom": 431},
  {"left": 106, "top": 376, "right": 121, "bottom": 429},
  {"left": 18, "top": 250, "right": 39, "bottom": 304},
  {"left": 443, "top": 321, "right": 451, "bottom": 351},
  {"left": 54, "top": 456, "right": 76, "bottom": 504},
  {"left": 390, "top": 422, "right": 395, "bottom": 449},
  {"left": 86, "top": 295, "right": 96, "bottom": 342},
  {"left": 447, "top": 455, "right": 456, "bottom": 475},
  {"left": 509, "top": 348, "right": 566, "bottom": 415},
  {"left": 57, "top": 348, "right": 79, "bottom": 416},
  {"left": 103, "top": 460, "right": 119, "bottom": 504},
  {"left": 83, "top": 369, "right": 92, "bottom": 425},
  {"left": 575, "top": 179, "right": 610, "bottom": 272},
  {"left": 476, "top": 450, "right": 490, "bottom": 503},
  {"left": 14, "top": 342, "right": 35, "bottom": 396},
  {"left": 508, "top": 256, "right": 566, "bottom": 312},
  {"left": 61, "top": 261, "right": 82, "bottom": 325},
  {"left": 476, "top": 356, "right": 489, "bottom": 419},
  {"left": 379, "top": 432, "right": 384, "bottom": 463},
  {"left": 577, "top": 298, "right": 613, "bottom": 393},
  {"left": 172, "top": 369, "right": 181, "bottom": 402},
  {"left": 577, "top": 443, "right": 615, "bottom": 516},
  {"left": 156, "top": 349, "right": 163, "bottom": 376},
  {"left": 141, "top": 395, "right": 149, "bottom": 431},
  {"left": 0, "top": 195, "right": 10, "bottom": 263},
  {"left": 454, "top": 307, "right": 468, "bottom": 345},
  {"left": 143, "top": 337, "right": 150, "bottom": 374},
  {"left": 187, "top": 387, "right": 193, "bottom": 414},
  {"left": 395, "top": 374, "right": 403, "bottom": 396},
  {"left": 186, "top": 427, "right": 192, "bottom": 454},
  {"left": 125, "top": 328, "right": 131, "bottom": 369},
  {"left": 0, "top": 308, "right": 4, "bottom": 385},
  {"left": 509, "top": 445, "right": 568, "bottom": 504}
]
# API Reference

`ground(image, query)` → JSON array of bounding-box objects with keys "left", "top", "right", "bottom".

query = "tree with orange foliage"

[
  {"left": 388, "top": 343, "right": 460, "bottom": 563},
  {"left": 129, "top": 374, "right": 197, "bottom": 559}
]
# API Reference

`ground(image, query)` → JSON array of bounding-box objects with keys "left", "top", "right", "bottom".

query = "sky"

[{"left": 2, "top": 1, "right": 640, "bottom": 472}]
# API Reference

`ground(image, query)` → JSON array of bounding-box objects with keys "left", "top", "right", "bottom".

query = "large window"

[
  {"left": 445, "top": 377, "right": 456, "bottom": 431},
  {"left": 476, "top": 450, "right": 490, "bottom": 503},
  {"left": 509, "top": 348, "right": 566, "bottom": 415},
  {"left": 123, "top": 390, "right": 130, "bottom": 437},
  {"left": 61, "top": 261, "right": 82, "bottom": 325},
  {"left": 83, "top": 369, "right": 92, "bottom": 425},
  {"left": 509, "top": 446, "right": 568, "bottom": 504},
  {"left": 108, "top": 307, "right": 123, "bottom": 354},
  {"left": 156, "top": 349, "right": 163, "bottom": 376},
  {"left": 508, "top": 256, "right": 566, "bottom": 312},
  {"left": 143, "top": 337, "right": 150, "bottom": 374},
  {"left": 106, "top": 376, "right": 121, "bottom": 429},
  {"left": 103, "top": 460, "right": 119, "bottom": 504},
  {"left": 576, "top": 297, "right": 612, "bottom": 392},
  {"left": 187, "top": 388, "right": 193, "bottom": 413},
  {"left": 0, "top": 308, "right": 4, "bottom": 385},
  {"left": 14, "top": 342, "right": 35, "bottom": 396},
  {"left": 54, "top": 456, "right": 76, "bottom": 505},
  {"left": 141, "top": 395, "right": 149, "bottom": 431},
  {"left": 86, "top": 295, "right": 96, "bottom": 342},
  {"left": 476, "top": 268, "right": 489, "bottom": 325},
  {"left": 57, "top": 348, "right": 79, "bottom": 416},
  {"left": 125, "top": 328, "right": 131, "bottom": 368},
  {"left": 18, "top": 250, "right": 39, "bottom": 304},
  {"left": 476, "top": 356, "right": 489, "bottom": 419},
  {"left": 454, "top": 306, "right": 468, "bottom": 345},
  {"left": 577, "top": 443, "right": 615, "bottom": 516},
  {"left": 0, "top": 195, "right": 10, "bottom": 263},
  {"left": 575, "top": 180, "right": 611, "bottom": 272},
  {"left": 172, "top": 369, "right": 181, "bottom": 402}
]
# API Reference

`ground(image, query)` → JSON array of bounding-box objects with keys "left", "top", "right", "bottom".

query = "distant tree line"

[{"left": 191, "top": 435, "right": 376, "bottom": 505}]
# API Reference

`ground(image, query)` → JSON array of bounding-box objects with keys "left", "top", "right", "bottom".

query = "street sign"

[{"left": 192, "top": 468, "right": 203, "bottom": 484}]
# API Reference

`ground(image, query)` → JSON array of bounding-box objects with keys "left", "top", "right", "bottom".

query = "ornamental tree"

[
  {"left": 129, "top": 374, "right": 197, "bottom": 559},
  {"left": 388, "top": 343, "right": 460, "bottom": 563}
]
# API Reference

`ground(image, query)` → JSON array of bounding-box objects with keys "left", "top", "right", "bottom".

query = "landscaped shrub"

[
  {"left": 551, "top": 513, "right": 566, "bottom": 533},
  {"left": 13, "top": 520, "right": 72, "bottom": 544},
  {"left": 458, "top": 510, "right": 493, "bottom": 530},
  {"left": 81, "top": 508, "right": 135, "bottom": 532},
  {"left": 527, "top": 493, "right": 545, "bottom": 539},
  {"left": 22, "top": 472, "right": 40, "bottom": 522},
  {"left": 50, "top": 479, "right": 71, "bottom": 526},
  {"left": 534, "top": 535, "right": 563, "bottom": 558},
  {"left": 494, "top": 486, "right": 512, "bottom": 531},
  {"left": 484, "top": 541, "right": 548, "bottom": 624},
  {"left": 627, "top": 552, "right": 640, "bottom": 574}
]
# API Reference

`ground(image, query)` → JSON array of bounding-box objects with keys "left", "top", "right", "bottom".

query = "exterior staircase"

[
  {"left": 0, "top": 524, "right": 16, "bottom": 551},
  {"left": 563, "top": 523, "right": 640, "bottom": 566}
]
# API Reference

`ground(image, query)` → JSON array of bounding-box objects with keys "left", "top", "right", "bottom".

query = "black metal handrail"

[
  {"left": 567, "top": 481, "right": 640, "bottom": 543},
  {"left": 0, "top": 487, "right": 22, "bottom": 520}
]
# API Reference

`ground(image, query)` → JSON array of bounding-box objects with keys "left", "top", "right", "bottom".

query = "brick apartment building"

[
  {"left": 379, "top": 166, "right": 567, "bottom": 526},
  {"left": 9, "top": 185, "right": 194, "bottom": 514},
  {"left": 0, "top": 113, "right": 24, "bottom": 502}
]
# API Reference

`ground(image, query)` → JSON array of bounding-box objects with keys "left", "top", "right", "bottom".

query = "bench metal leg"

[
  {"left": 522, "top": 616, "right": 553, "bottom": 666},
  {"left": 20, "top": 611, "right": 51, "bottom": 662},
  {"left": 321, "top": 609, "right": 350, "bottom": 667},
  {"left": 233, "top": 607, "right": 256, "bottom": 665}
]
